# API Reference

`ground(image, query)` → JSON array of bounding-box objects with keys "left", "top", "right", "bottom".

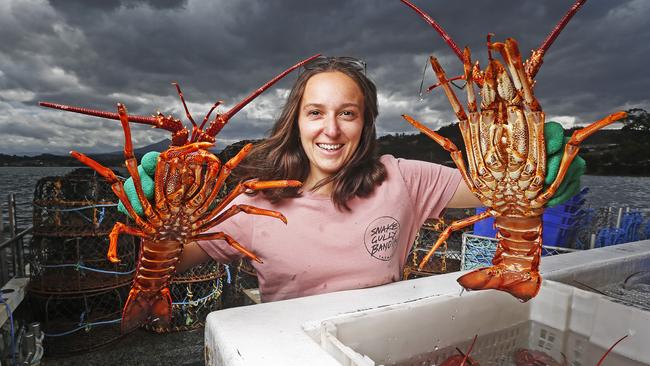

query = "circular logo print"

[{"left": 364, "top": 216, "right": 400, "bottom": 261}]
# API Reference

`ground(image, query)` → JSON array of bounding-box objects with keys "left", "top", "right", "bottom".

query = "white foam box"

[{"left": 316, "top": 280, "right": 650, "bottom": 366}]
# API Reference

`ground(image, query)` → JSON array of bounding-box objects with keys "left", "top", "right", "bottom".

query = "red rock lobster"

[
  {"left": 40, "top": 54, "right": 320, "bottom": 332},
  {"left": 400, "top": 0, "right": 627, "bottom": 301}
]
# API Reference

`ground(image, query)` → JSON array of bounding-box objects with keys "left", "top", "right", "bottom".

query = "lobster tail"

[
  {"left": 121, "top": 287, "right": 172, "bottom": 333},
  {"left": 457, "top": 216, "right": 543, "bottom": 301},
  {"left": 457, "top": 266, "right": 541, "bottom": 302}
]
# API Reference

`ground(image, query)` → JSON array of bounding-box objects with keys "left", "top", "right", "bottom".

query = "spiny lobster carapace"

[
  {"left": 400, "top": 1, "right": 626, "bottom": 301},
  {"left": 40, "top": 54, "right": 320, "bottom": 333}
]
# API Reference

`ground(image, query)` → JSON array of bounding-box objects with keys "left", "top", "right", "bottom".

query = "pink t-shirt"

[{"left": 198, "top": 155, "right": 462, "bottom": 302}]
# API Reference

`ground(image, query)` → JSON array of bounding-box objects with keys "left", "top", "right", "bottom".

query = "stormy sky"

[{"left": 1, "top": 0, "right": 648, "bottom": 155}]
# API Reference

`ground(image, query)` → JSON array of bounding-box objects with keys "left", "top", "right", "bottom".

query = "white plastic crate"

[{"left": 317, "top": 280, "right": 649, "bottom": 366}]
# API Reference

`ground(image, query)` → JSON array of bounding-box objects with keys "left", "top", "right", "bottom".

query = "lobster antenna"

[
  {"left": 538, "top": 0, "right": 588, "bottom": 54},
  {"left": 596, "top": 335, "right": 628, "bottom": 366},
  {"left": 204, "top": 53, "right": 322, "bottom": 139},
  {"left": 526, "top": 0, "right": 588, "bottom": 79},
  {"left": 38, "top": 102, "right": 184, "bottom": 134},
  {"left": 486, "top": 33, "right": 495, "bottom": 61},
  {"left": 194, "top": 100, "right": 223, "bottom": 141},
  {"left": 400, "top": 0, "right": 464, "bottom": 62},
  {"left": 173, "top": 82, "right": 198, "bottom": 129}
]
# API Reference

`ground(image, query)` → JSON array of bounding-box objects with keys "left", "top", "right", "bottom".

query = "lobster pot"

[
  {"left": 27, "top": 167, "right": 139, "bottom": 355},
  {"left": 403, "top": 212, "right": 471, "bottom": 280},
  {"left": 145, "top": 261, "right": 226, "bottom": 333},
  {"left": 221, "top": 259, "right": 259, "bottom": 308},
  {"left": 460, "top": 233, "right": 578, "bottom": 271},
  {"left": 29, "top": 235, "right": 137, "bottom": 294},
  {"left": 29, "top": 285, "right": 130, "bottom": 356},
  {"left": 32, "top": 168, "right": 120, "bottom": 236}
]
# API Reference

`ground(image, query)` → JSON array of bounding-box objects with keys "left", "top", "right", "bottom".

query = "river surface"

[{"left": 1, "top": 167, "right": 650, "bottom": 228}]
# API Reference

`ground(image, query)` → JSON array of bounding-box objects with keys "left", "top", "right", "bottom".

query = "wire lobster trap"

[
  {"left": 460, "top": 233, "right": 579, "bottom": 271},
  {"left": 32, "top": 168, "right": 121, "bottom": 237},
  {"left": 144, "top": 261, "right": 226, "bottom": 333},
  {"left": 29, "top": 235, "right": 137, "bottom": 295},
  {"left": 29, "top": 285, "right": 129, "bottom": 356},
  {"left": 27, "top": 167, "right": 138, "bottom": 355},
  {"left": 217, "top": 259, "right": 258, "bottom": 308},
  {"left": 403, "top": 210, "right": 474, "bottom": 280}
]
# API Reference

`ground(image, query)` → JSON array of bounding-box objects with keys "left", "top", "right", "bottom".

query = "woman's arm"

[
  {"left": 176, "top": 242, "right": 213, "bottom": 274},
  {"left": 445, "top": 179, "right": 482, "bottom": 208}
]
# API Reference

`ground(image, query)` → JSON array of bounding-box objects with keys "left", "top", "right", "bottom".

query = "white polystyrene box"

[{"left": 317, "top": 280, "right": 649, "bottom": 366}]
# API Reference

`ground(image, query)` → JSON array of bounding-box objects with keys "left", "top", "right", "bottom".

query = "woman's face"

[{"left": 298, "top": 71, "right": 365, "bottom": 185}]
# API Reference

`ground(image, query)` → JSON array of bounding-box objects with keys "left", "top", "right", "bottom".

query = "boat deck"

[{"left": 41, "top": 327, "right": 204, "bottom": 366}]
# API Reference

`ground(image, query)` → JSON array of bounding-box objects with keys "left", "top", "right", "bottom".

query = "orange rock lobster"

[
  {"left": 400, "top": 0, "right": 627, "bottom": 301},
  {"left": 40, "top": 54, "right": 319, "bottom": 332}
]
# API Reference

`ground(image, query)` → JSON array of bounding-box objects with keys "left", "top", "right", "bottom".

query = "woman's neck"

[{"left": 303, "top": 174, "right": 333, "bottom": 196}]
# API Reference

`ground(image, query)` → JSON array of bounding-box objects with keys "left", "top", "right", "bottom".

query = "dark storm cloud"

[{"left": 1, "top": 0, "right": 647, "bottom": 155}]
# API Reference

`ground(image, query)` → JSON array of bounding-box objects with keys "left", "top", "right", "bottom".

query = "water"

[
  {"left": 0, "top": 167, "right": 78, "bottom": 229},
  {"left": 0, "top": 168, "right": 649, "bottom": 229},
  {"left": 582, "top": 176, "right": 650, "bottom": 215}
]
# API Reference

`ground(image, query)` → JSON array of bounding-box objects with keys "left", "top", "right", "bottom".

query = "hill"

[{"left": 2, "top": 123, "right": 649, "bottom": 176}]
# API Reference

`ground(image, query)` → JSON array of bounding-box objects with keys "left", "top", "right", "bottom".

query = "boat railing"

[
  {"left": 0, "top": 225, "right": 31, "bottom": 283},
  {"left": 0, "top": 193, "right": 31, "bottom": 286}
]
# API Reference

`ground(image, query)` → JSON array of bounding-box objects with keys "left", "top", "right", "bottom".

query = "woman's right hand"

[{"left": 176, "top": 242, "right": 212, "bottom": 273}]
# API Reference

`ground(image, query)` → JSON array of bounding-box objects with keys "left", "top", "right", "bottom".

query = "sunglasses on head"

[{"left": 302, "top": 56, "right": 366, "bottom": 74}]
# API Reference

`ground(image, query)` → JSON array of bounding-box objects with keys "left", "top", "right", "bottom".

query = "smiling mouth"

[{"left": 316, "top": 143, "right": 344, "bottom": 151}]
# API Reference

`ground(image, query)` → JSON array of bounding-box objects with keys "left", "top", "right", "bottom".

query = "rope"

[
  {"left": 224, "top": 264, "right": 231, "bottom": 284},
  {"left": 43, "top": 319, "right": 121, "bottom": 338},
  {"left": 32, "top": 203, "right": 117, "bottom": 211},
  {"left": 172, "top": 280, "right": 222, "bottom": 306},
  {"left": 39, "top": 263, "right": 135, "bottom": 275},
  {"left": 0, "top": 297, "right": 16, "bottom": 365},
  {"left": 32, "top": 203, "right": 118, "bottom": 224}
]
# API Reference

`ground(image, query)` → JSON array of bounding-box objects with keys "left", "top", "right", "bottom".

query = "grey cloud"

[{"left": 1, "top": 0, "right": 647, "bottom": 155}]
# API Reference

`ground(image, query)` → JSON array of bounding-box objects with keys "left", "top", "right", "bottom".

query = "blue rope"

[
  {"left": 32, "top": 203, "right": 117, "bottom": 211},
  {"left": 98, "top": 207, "right": 106, "bottom": 224},
  {"left": 44, "top": 319, "right": 121, "bottom": 338},
  {"left": 32, "top": 203, "right": 118, "bottom": 224},
  {"left": 0, "top": 297, "right": 16, "bottom": 366},
  {"left": 172, "top": 281, "right": 222, "bottom": 306},
  {"left": 224, "top": 264, "right": 231, "bottom": 284},
  {"left": 40, "top": 263, "right": 135, "bottom": 275}
]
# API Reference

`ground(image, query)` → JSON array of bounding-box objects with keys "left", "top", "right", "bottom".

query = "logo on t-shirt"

[{"left": 364, "top": 216, "right": 400, "bottom": 261}]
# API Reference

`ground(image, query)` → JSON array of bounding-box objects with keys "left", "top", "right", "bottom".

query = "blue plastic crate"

[{"left": 473, "top": 189, "right": 589, "bottom": 247}]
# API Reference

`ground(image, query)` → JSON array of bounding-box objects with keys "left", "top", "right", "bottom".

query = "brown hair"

[{"left": 235, "top": 57, "right": 387, "bottom": 211}]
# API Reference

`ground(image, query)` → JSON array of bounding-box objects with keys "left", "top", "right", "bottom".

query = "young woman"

[{"left": 176, "top": 57, "right": 481, "bottom": 302}]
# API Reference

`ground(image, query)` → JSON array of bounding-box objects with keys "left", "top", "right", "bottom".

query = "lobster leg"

[
  {"left": 183, "top": 151, "right": 220, "bottom": 200},
  {"left": 107, "top": 222, "right": 146, "bottom": 263},
  {"left": 429, "top": 56, "right": 468, "bottom": 123},
  {"left": 117, "top": 104, "right": 163, "bottom": 226},
  {"left": 200, "top": 179, "right": 302, "bottom": 226},
  {"left": 185, "top": 160, "right": 222, "bottom": 213},
  {"left": 462, "top": 48, "right": 498, "bottom": 196},
  {"left": 191, "top": 231, "right": 262, "bottom": 263},
  {"left": 70, "top": 151, "right": 156, "bottom": 235},
  {"left": 533, "top": 111, "right": 627, "bottom": 207},
  {"left": 499, "top": 39, "right": 547, "bottom": 199},
  {"left": 195, "top": 204, "right": 288, "bottom": 233},
  {"left": 159, "top": 142, "right": 217, "bottom": 214},
  {"left": 193, "top": 143, "right": 254, "bottom": 217},
  {"left": 402, "top": 115, "right": 484, "bottom": 205},
  {"left": 418, "top": 211, "right": 493, "bottom": 271}
]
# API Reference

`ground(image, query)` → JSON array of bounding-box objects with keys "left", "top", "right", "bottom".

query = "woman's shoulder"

[{"left": 379, "top": 154, "right": 447, "bottom": 174}]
